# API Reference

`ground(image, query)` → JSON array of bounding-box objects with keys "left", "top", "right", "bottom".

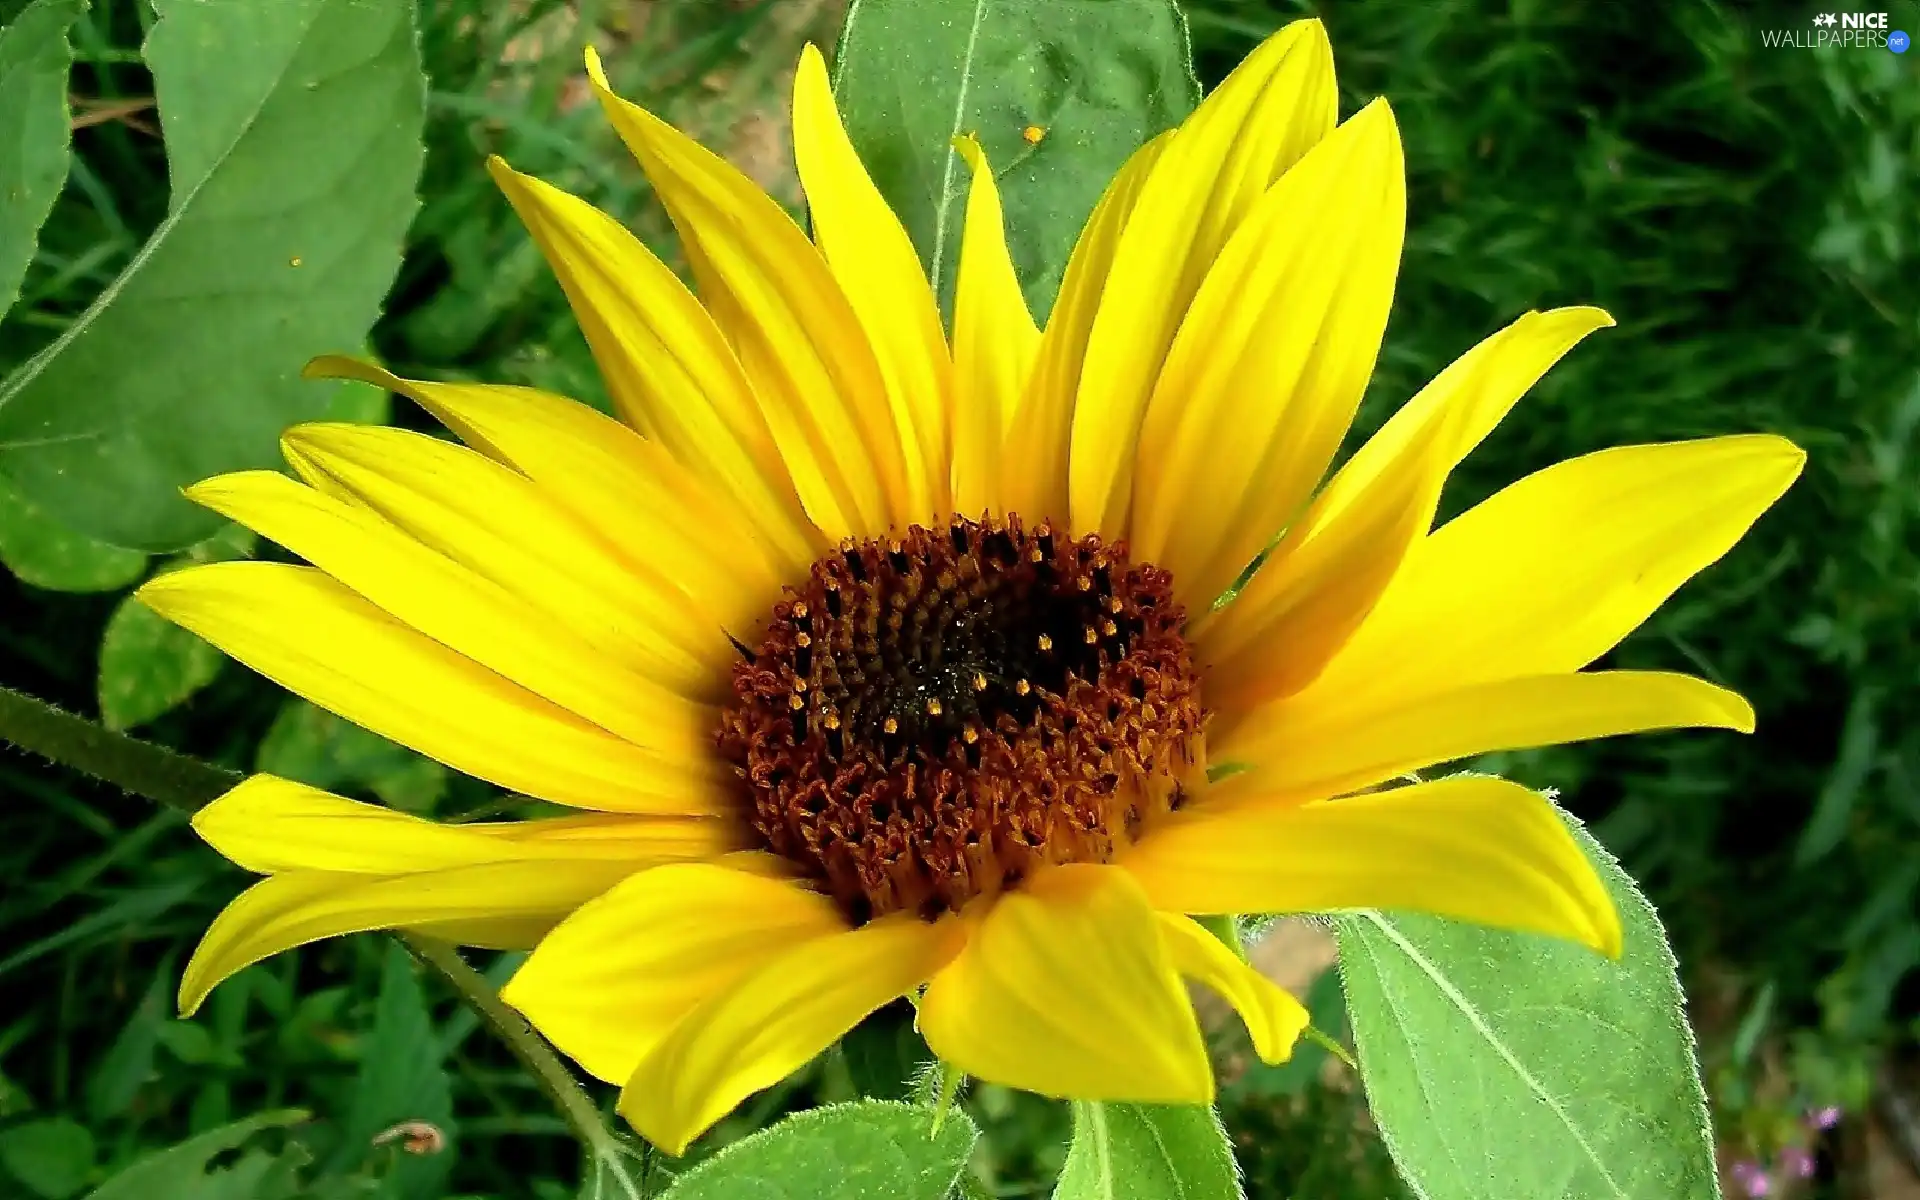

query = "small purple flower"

[
  {"left": 1730, "top": 1159, "right": 1772, "bottom": 1198},
  {"left": 1806, "top": 1104, "right": 1842, "bottom": 1131},
  {"left": 1778, "top": 1146, "right": 1815, "bottom": 1179}
]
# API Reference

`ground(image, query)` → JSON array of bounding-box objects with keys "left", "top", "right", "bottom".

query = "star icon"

[{"left": 1813, "top": 12, "right": 1838, "bottom": 26}]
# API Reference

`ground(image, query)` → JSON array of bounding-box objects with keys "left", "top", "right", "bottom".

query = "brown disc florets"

[{"left": 718, "top": 514, "right": 1206, "bottom": 923}]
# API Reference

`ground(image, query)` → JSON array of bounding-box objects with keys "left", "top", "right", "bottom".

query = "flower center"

[{"left": 719, "top": 515, "right": 1206, "bottom": 922}]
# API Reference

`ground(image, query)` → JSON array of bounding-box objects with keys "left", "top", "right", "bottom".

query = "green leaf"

[
  {"left": 83, "top": 1109, "right": 310, "bottom": 1200},
  {"left": 1051, "top": 1102, "right": 1241, "bottom": 1200},
  {"left": 327, "top": 944, "right": 455, "bottom": 1198},
  {"left": 0, "top": 1117, "right": 96, "bottom": 1200},
  {"left": 0, "top": 475, "right": 147, "bottom": 592},
  {"left": 841, "top": 1002, "right": 933, "bottom": 1101},
  {"left": 1794, "top": 686, "right": 1877, "bottom": 866},
  {"left": 97, "top": 592, "right": 225, "bottom": 730},
  {"left": 1335, "top": 811, "right": 1718, "bottom": 1200},
  {"left": 178, "top": 521, "right": 258, "bottom": 565},
  {"left": 0, "top": 0, "right": 425, "bottom": 550},
  {"left": 86, "top": 964, "right": 170, "bottom": 1121},
  {"left": 256, "top": 699, "right": 447, "bottom": 813},
  {"left": 323, "top": 375, "right": 393, "bottom": 426},
  {"left": 658, "top": 1100, "right": 977, "bottom": 1200},
  {"left": 831, "top": 0, "right": 1197, "bottom": 322},
  {"left": 0, "top": 0, "right": 81, "bottom": 321}
]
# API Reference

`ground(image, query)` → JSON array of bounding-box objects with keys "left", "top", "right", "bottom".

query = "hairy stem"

[
  {"left": 401, "top": 935, "right": 642, "bottom": 1194},
  {"left": 0, "top": 683, "right": 239, "bottom": 812}
]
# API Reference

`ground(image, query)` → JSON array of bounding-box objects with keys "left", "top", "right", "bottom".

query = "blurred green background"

[{"left": 1, "top": 0, "right": 1915, "bottom": 1196}]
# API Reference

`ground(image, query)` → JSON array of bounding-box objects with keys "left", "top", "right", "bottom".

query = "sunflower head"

[
  {"left": 140, "top": 17, "right": 1803, "bottom": 1159},
  {"left": 723, "top": 513, "right": 1206, "bottom": 922}
]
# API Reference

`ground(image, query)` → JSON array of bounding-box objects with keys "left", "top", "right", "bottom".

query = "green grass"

[{"left": 2, "top": 0, "right": 1916, "bottom": 1196}]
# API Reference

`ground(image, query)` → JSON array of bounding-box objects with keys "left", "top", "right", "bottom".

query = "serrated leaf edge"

[{"left": 657, "top": 1099, "right": 977, "bottom": 1200}]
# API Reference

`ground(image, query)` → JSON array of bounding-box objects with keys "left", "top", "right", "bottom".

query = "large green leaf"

[
  {"left": 831, "top": 0, "right": 1197, "bottom": 323},
  {"left": 1051, "top": 1102, "right": 1241, "bottom": 1200},
  {"left": 0, "top": 475, "right": 147, "bottom": 592},
  {"left": 1335, "top": 812, "right": 1718, "bottom": 1200},
  {"left": 0, "top": 0, "right": 80, "bottom": 322},
  {"left": 658, "top": 1101, "right": 977, "bottom": 1200},
  {"left": 0, "top": 0, "right": 424, "bottom": 550}
]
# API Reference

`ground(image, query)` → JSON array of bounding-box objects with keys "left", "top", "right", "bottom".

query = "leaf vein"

[
  {"left": 925, "top": 0, "right": 990, "bottom": 295},
  {"left": 1361, "top": 911, "right": 1631, "bottom": 1200}
]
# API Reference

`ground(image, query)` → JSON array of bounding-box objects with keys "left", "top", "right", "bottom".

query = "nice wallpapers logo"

[{"left": 1763, "top": 11, "right": 1912, "bottom": 50}]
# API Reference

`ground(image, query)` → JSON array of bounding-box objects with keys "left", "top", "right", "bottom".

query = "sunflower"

[{"left": 140, "top": 20, "right": 1802, "bottom": 1156}]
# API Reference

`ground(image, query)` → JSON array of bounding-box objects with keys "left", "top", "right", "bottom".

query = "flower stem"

[
  {"left": 400, "top": 935, "right": 643, "bottom": 1195},
  {"left": 0, "top": 684, "right": 238, "bottom": 813},
  {"left": 0, "top": 683, "right": 643, "bottom": 1189}
]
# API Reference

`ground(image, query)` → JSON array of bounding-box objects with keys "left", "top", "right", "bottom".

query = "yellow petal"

[
  {"left": 137, "top": 562, "right": 723, "bottom": 814},
  {"left": 950, "top": 135, "right": 1039, "bottom": 517},
  {"left": 306, "top": 356, "right": 802, "bottom": 635},
  {"left": 193, "top": 774, "right": 737, "bottom": 875},
  {"left": 1129, "top": 99, "right": 1404, "bottom": 608},
  {"left": 792, "top": 44, "right": 949, "bottom": 521},
  {"left": 1122, "top": 775, "right": 1623, "bottom": 958},
  {"left": 185, "top": 468, "right": 716, "bottom": 745},
  {"left": 1070, "top": 19, "right": 1339, "bottom": 539},
  {"left": 1299, "top": 435, "right": 1807, "bottom": 713},
  {"left": 1155, "top": 914, "right": 1310, "bottom": 1064},
  {"left": 482, "top": 160, "right": 760, "bottom": 446},
  {"left": 349, "top": 172, "right": 821, "bottom": 576},
  {"left": 585, "top": 48, "right": 906, "bottom": 539},
  {"left": 181, "top": 857, "right": 643, "bottom": 1015},
  {"left": 620, "top": 914, "right": 954, "bottom": 1156},
  {"left": 1301, "top": 307, "right": 1616, "bottom": 533},
  {"left": 500, "top": 863, "right": 847, "bottom": 1085},
  {"left": 1218, "top": 670, "right": 1754, "bottom": 801},
  {"left": 918, "top": 864, "right": 1211, "bottom": 1103},
  {"left": 999, "top": 129, "right": 1173, "bottom": 523},
  {"left": 1196, "top": 307, "right": 1612, "bottom": 708},
  {"left": 276, "top": 422, "right": 729, "bottom": 700}
]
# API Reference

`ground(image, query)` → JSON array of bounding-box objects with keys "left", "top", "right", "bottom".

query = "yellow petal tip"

[
  {"left": 583, "top": 44, "right": 608, "bottom": 88},
  {"left": 1725, "top": 690, "right": 1759, "bottom": 734},
  {"left": 1538, "top": 305, "right": 1615, "bottom": 332},
  {"left": 952, "top": 134, "right": 987, "bottom": 172},
  {"left": 302, "top": 354, "right": 391, "bottom": 391},
  {"left": 179, "top": 477, "right": 221, "bottom": 506},
  {"left": 130, "top": 578, "right": 169, "bottom": 613}
]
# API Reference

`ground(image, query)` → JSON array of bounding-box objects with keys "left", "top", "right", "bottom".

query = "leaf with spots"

[
  {"left": 0, "top": 475, "right": 147, "bottom": 592},
  {"left": 97, "top": 593, "right": 225, "bottom": 730},
  {"left": 0, "top": 0, "right": 423, "bottom": 550},
  {"left": 831, "top": 0, "right": 1197, "bottom": 323}
]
